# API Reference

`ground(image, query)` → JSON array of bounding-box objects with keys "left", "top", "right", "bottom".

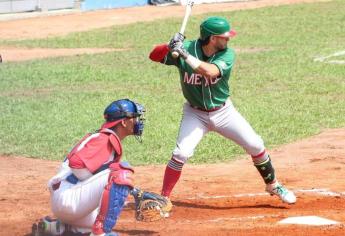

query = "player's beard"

[
  {"left": 215, "top": 43, "right": 227, "bottom": 51},
  {"left": 214, "top": 39, "right": 228, "bottom": 51}
]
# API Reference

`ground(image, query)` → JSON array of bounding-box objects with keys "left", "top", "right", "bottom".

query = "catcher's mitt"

[{"left": 131, "top": 188, "right": 172, "bottom": 222}]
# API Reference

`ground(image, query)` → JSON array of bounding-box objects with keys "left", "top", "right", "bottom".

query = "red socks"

[{"left": 161, "top": 157, "right": 184, "bottom": 197}]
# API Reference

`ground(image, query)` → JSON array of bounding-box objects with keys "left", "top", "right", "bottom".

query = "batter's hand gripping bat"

[{"left": 172, "top": 0, "right": 195, "bottom": 58}]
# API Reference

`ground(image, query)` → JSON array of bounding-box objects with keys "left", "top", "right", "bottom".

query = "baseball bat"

[{"left": 172, "top": 0, "right": 194, "bottom": 58}]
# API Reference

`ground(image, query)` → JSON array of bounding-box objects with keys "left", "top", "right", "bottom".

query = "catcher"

[{"left": 32, "top": 99, "right": 171, "bottom": 236}]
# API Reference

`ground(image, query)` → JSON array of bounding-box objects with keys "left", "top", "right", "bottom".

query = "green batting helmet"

[{"left": 200, "top": 16, "right": 236, "bottom": 40}]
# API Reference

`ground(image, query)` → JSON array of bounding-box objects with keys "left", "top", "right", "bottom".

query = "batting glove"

[
  {"left": 168, "top": 32, "right": 185, "bottom": 50},
  {"left": 171, "top": 41, "right": 189, "bottom": 59}
]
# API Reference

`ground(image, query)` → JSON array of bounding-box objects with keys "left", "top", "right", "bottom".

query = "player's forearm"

[
  {"left": 178, "top": 49, "right": 220, "bottom": 78},
  {"left": 194, "top": 61, "right": 220, "bottom": 78},
  {"left": 184, "top": 55, "right": 220, "bottom": 78},
  {"left": 171, "top": 43, "right": 220, "bottom": 78}
]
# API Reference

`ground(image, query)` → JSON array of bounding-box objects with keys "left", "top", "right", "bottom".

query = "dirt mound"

[{"left": 1, "top": 128, "right": 344, "bottom": 235}]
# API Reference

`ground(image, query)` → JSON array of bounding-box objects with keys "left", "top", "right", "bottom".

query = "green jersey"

[{"left": 163, "top": 39, "right": 235, "bottom": 110}]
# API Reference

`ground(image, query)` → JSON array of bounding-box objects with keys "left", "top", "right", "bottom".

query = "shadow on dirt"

[
  {"left": 116, "top": 229, "right": 158, "bottom": 235},
  {"left": 173, "top": 201, "right": 287, "bottom": 210},
  {"left": 25, "top": 229, "right": 159, "bottom": 236}
]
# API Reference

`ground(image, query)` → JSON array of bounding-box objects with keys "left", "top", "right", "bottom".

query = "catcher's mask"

[{"left": 102, "top": 99, "right": 145, "bottom": 142}]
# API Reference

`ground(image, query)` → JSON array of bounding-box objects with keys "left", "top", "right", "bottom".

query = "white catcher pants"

[
  {"left": 172, "top": 99, "right": 265, "bottom": 163},
  {"left": 49, "top": 166, "right": 111, "bottom": 229}
]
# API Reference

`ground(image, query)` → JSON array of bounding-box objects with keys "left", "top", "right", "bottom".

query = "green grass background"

[{"left": 0, "top": 0, "right": 344, "bottom": 165}]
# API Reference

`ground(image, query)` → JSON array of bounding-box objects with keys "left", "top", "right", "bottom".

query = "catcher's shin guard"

[
  {"left": 253, "top": 153, "right": 275, "bottom": 184},
  {"left": 92, "top": 183, "right": 130, "bottom": 235},
  {"left": 92, "top": 162, "right": 134, "bottom": 235}
]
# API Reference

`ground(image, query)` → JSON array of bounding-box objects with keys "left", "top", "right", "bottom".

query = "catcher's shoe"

[
  {"left": 31, "top": 216, "right": 66, "bottom": 236},
  {"left": 265, "top": 182, "right": 296, "bottom": 204}
]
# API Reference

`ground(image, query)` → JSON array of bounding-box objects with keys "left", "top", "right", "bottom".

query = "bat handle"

[
  {"left": 172, "top": 1, "right": 193, "bottom": 59},
  {"left": 172, "top": 51, "right": 179, "bottom": 58},
  {"left": 171, "top": 32, "right": 183, "bottom": 58}
]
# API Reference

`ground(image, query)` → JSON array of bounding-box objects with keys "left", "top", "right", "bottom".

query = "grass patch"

[{"left": 0, "top": 0, "right": 344, "bottom": 165}]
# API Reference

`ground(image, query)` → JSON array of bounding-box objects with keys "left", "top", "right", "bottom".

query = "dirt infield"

[
  {"left": 0, "top": 47, "right": 129, "bottom": 62},
  {"left": 0, "top": 128, "right": 344, "bottom": 235}
]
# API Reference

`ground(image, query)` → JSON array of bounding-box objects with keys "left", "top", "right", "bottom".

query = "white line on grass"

[{"left": 314, "top": 50, "right": 345, "bottom": 64}]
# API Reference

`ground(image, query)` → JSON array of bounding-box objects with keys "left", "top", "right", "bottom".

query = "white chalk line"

[
  {"left": 186, "top": 188, "right": 345, "bottom": 200},
  {"left": 120, "top": 188, "right": 345, "bottom": 225},
  {"left": 118, "top": 214, "right": 279, "bottom": 224},
  {"left": 176, "top": 214, "right": 281, "bottom": 225},
  {"left": 314, "top": 50, "right": 345, "bottom": 64}
]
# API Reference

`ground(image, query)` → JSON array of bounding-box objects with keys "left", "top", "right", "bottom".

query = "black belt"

[{"left": 190, "top": 102, "right": 225, "bottom": 112}]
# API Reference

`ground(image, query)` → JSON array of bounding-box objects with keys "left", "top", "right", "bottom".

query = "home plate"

[{"left": 278, "top": 216, "right": 339, "bottom": 226}]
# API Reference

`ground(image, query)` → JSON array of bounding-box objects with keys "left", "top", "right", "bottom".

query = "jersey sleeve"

[
  {"left": 211, "top": 48, "right": 235, "bottom": 77},
  {"left": 149, "top": 44, "right": 170, "bottom": 62}
]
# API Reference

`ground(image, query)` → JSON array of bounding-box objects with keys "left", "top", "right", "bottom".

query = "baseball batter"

[
  {"left": 149, "top": 16, "right": 296, "bottom": 208},
  {"left": 35, "top": 99, "right": 145, "bottom": 236}
]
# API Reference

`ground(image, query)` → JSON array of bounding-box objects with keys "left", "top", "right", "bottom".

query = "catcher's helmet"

[
  {"left": 102, "top": 99, "right": 145, "bottom": 138},
  {"left": 200, "top": 16, "right": 236, "bottom": 40}
]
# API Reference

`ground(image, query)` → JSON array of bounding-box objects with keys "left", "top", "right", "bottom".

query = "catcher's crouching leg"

[{"left": 91, "top": 162, "right": 134, "bottom": 236}]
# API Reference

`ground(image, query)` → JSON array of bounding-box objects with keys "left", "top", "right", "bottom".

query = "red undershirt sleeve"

[{"left": 149, "top": 44, "right": 170, "bottom": 62}]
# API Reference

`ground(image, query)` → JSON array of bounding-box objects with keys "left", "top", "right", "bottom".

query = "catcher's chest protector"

[{"left": 67, "top": 129, "right": 123, "bottom": 174}]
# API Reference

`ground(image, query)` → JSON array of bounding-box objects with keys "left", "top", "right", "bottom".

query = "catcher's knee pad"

[{"left": 108, "top": 161, "right": 135, "bottom": 188}]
